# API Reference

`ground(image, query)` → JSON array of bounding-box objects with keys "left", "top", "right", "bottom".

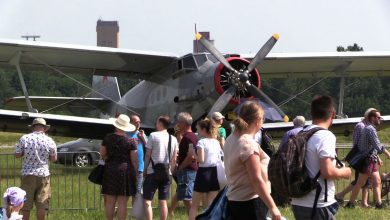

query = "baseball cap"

[{"left": 211, "top": 112, "right": 225, "bottom": 120}]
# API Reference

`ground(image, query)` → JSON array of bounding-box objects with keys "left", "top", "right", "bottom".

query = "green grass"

[
  {"left": 327, "top": 127, "right": 390, "bottom": 144},
  {"left": 2, "top": 131, "right": 390, "bottom": 219}
]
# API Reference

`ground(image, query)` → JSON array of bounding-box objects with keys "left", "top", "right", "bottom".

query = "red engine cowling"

[{"left": 214, "top": 57, "right": 261, "bottom": 104}]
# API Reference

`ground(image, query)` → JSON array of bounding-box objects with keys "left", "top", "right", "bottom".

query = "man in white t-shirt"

[
  {"left": 291, "top": 96, "right": 351, "bottom": 220},
  {"left": 143, "top": 115, "right": 178, "bottom": 220}
]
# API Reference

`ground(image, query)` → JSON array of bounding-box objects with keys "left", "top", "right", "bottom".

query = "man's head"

[
  {"left": 364, "top": 108, "right": 377, "bottom": 121},
  {"left": 211, "top": 112, "right": 225, "bottom": 125},
  {"left": 176, "top": 112, "right": 193, "bottom": 131},
  {"left": 130, "top": 115, "right": 141, "bottom": 130},
  {"left": 29, "top": 118, "right": 50, "bottom": 132},
  {"left": 366, "top": 109, "right": 382, "bottom": 126},
  {"left": 311, "top": 95, "right": 336, "bottom": 124},
  {"left": 156, "top": 115, "right": 171, "bottom": 131},
  {"left": 293, "top": 116, "right": 305, "bottom": 128}
]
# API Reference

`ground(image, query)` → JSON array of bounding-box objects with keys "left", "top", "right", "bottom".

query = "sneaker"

[
  {"left": 375, "top": 203, "right": 386, "bottom": 209},
  {"left": 360, "top": 204, "right": 373, "bottom": 209},
  {"left": 344, "top": 202, "right": 356, "bottom": 208},
  {"left": 335, "top": 195, "right": 344, "bottom": 205}
]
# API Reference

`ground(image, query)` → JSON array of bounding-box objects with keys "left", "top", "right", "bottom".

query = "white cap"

[
  {"left": 211, "top": 112, "right": 225, "bottom": 120},
  {"left": 28, "top": 118, "right": 50, "bottom": 130}
]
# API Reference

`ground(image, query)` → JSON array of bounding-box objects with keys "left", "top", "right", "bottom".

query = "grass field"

[{"left": 2, "top": 130, "right": 390, "bottom": 219}]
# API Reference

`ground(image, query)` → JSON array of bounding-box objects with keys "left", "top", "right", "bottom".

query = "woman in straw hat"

[{"left": 99, "top": 114, "right": 138, "bottom": 220}]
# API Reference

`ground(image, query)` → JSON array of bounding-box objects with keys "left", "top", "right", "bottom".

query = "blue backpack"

[{"left": 196, "top": 187, "right": 228, "bottom": 220}]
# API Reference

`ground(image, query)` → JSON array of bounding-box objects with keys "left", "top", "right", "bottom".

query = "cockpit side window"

[
  {"left": 194, "top": 54, "right": 208, "bottom": 67},
  {"left": 182, "top": 56, "right": 197, "bottom": 69},
  {"left": 206, "top": 54, "right": 218, "bottom": 63}
]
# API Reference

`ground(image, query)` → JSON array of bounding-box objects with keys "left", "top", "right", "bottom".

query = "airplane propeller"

[
  {"left": 208, "top": 85, "right": 238, "bottom": 116},
  {"left": 196, "top": 33, "right": 289, "bottom": 122}
]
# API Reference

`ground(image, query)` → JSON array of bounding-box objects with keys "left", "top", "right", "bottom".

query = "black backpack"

[
  {"left": 269, "top": 127, "right": 326, "bottom": 218},
  {"left": 269, "top": 127, "right": 325, "bottom": 197},
  {"left": 260, "top": 128, "right": 275, "bottom": 157}
]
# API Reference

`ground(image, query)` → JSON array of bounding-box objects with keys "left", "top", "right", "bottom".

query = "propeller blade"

[
  {"left": 208, "top": 85, "right": 238, "bottom": 117},
  {"left": 247, "top": 84, "right": 289, "bottom": 122},
  {"left": 246, "top": 33, "right": 279, "bottom": 73},
  {"left": 196, "top": 33, "right": 237, "bottom": 73}
]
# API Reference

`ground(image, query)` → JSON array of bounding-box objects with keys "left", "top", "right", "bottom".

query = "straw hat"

[
  {"left": 109, "top": 114, "right": 135, "bottom": 132},
  {"left": 28, "top": 118, "right": 50, "bottom": 130}
]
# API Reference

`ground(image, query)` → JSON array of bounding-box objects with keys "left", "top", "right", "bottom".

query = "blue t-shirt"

[
  {"left": 279, "top": 127, "right": 304, "bottom": 148},
  {"left": 127, "top": 131, "right": 145, "bottom": 172}
]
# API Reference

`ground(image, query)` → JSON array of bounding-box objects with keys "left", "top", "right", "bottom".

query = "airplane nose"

[{"left": 238, "top": 72, "right": 249, "bottom": 83}]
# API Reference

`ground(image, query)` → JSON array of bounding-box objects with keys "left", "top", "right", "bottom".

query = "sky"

[{"left": 0, "top": 0, "right": 390, "bottom": 56}]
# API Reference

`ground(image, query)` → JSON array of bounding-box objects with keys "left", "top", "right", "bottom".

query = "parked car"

[{"left": 57, "top": 138, "right": 102, "bottom": 167}]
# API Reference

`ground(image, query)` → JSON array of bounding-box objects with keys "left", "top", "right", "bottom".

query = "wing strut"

[
  {"left": 9, "top": 52, "right": 38, "bottom": 113},
  {"left": 334, "top": 62, "right": 351, "bottom": 119},
  {"left": 338, "top": 76, "right": 346, "bottom": 118},
  {"left": 23, "top": 52, "right": 140, "bottom": 116}
]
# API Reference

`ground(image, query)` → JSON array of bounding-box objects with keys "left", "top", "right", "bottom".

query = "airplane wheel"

[{"left": 73, "top": 153, "right": 91, "bottom": 167}]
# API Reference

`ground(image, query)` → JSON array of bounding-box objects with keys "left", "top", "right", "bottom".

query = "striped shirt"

[
  {"left": 358, "top": 124, "right": 384, "bottom": 156},
  {"left": 145, "top": 131, "right": 178, "bottom": 174}
]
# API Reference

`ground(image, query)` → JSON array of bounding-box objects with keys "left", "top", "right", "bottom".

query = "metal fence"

[
  {"left": 334, "top": 145, "right": 390, "bottom": 203},
  {"left": 1, "top": 146, "right": 390, "bottom": 211},
  {"left": 0, "top": 151, "right": 102, "bottom": 211}
]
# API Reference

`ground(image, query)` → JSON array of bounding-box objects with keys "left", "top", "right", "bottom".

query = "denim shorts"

[{"left": 176, "top": 169, "right": 196, "bottom": 201}]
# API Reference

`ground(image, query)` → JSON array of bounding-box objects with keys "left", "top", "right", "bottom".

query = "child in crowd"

[
  {"left": 381, "top": 172, "right": 390, "bottom": 198},
  {"left": 1, "top": 187, "right": 26, "bottom": 220}
]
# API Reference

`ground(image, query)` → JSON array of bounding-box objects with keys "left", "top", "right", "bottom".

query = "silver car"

[{"left": 57, "top": 138, "right": 101, "bottom": 167}]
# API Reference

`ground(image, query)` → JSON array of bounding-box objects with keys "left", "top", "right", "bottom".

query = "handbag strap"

[
  {"left": 151, "top": 133, "right": 172, "bottom": 168},
  {"left": 168, "top": 134, "right": 172, "bottom": 164}
]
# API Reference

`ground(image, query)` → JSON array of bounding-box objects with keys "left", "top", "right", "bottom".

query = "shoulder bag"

[{"left": 151, "top": 134, "right": 172, "bottom": 183}]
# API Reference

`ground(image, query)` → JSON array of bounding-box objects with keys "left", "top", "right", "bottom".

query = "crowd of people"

[
  {"left": 7, "top": 94, "right": 390, "bottom": 220},
  {"left": 336, "top": 108, "right": 390, "bottom": 209}
]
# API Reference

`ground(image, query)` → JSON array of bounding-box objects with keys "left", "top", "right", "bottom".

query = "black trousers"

[{"left": 227, "top": 197, "right": 268, "bottom": 220}]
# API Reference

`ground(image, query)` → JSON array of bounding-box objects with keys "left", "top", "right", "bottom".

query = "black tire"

[{"left": 73, "top": 153, "right": 91, "bottom": 167}]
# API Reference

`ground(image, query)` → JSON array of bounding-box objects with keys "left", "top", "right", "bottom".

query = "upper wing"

[
  {"left": 2, "top": 39, "right": 390, "bottom": 80},
  {"left": 0, "top": 39, "right": 178, "bottom": 80},
  {"left": 242, "top": 51, "right": 390, "bottom": 78},
  {"left": 263, "top": 116, "right": 390, "bottom": 138}
]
